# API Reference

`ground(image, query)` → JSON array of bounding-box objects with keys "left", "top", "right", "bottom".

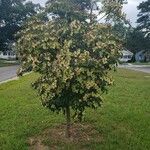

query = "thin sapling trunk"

[{"left": 66, "top": 106, "right": 71, "bottom": 138}]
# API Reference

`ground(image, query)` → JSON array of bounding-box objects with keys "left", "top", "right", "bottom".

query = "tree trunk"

[{"left": 66, "top": 106, "right": 71, "bottom": 138}]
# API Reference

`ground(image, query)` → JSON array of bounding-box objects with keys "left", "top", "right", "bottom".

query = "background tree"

[
  {"left": 137, "top": 0, "right": 150, "bottom": 38},
  {"left": 121, "top": 0, "right": 150, "bottom": 58},
  {"left": 0, "top": 0, "right": 41, "bottom": 51},
  {"left": 112, "top": 0, "right": 150, "bottom": 55},
  {"left": 125, "top": 28, "right": 150, "bottom": 54},
  {"left": 17, "top": 0, "right": 125, "bottom": 138},
  {"left": 112, "top": 21, "right": 130, "bottom": 40}
]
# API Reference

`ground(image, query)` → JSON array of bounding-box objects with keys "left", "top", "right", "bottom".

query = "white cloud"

[{"left": 123, "top": 1, "right": 139, "bottom": 26}]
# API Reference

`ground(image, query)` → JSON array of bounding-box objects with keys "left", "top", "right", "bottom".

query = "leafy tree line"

[
  {"left": 1, "top": 0, "right": 149, "bottom": 55},
  {"left": 113, "top": 0, "right": 150, "bottom": 55},
  {"left": 0, "top": 0, "right": 41, "bottom": 51},
  {"left": 17, "top": 0, "right": 126, "bottom": 138},
  {"left": 137, "top": 0, "right": 150, "bottom": 38}
]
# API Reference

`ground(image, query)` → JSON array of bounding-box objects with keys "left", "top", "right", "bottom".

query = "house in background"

[
  {"left": 0, "top": 42, "right": 17, "bottom": 60},
  {"left": 0, "top": 50, "right": 16, "bottom": 59},
  {"left": 135, "top": 50, "right": 150, "bottom": 62},
  {"left": 119, "top": 49, "right": 133, "bottom": 62},
  {"left": 145, "top": 51, "right": 150, "bottom": 62}
]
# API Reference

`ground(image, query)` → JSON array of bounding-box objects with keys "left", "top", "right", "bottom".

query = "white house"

[
  {"left": 0, "top": 51, "right": 16, "bottom": 59},
  {"left": 119, "top": 49, "right": 133, "bottom": 62}
]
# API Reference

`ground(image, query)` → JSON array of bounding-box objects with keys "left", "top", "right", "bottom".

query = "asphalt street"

[
  {"left": 127, "top": 67, "right": 150, "bottom": 73},
  {"left": 0, "top": 64, "right": 149, "bottom": 83},
  {"left": 119, "top": 64, "right": 150, "bottom": 73},
  {"left": 0, "top": 65, "right": 19, "bottom": 82}
]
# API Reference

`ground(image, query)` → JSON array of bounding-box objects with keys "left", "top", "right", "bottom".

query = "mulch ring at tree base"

[{"left": 28, "top": 123, "right": 104, "bottom": 150}]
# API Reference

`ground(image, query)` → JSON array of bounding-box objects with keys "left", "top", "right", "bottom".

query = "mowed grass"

[
  {"left": 0, "top": 59, "right": 18, "bottom": 67},
  {"left": 0, "top": 69, "right": 150, "bottom": 150}
]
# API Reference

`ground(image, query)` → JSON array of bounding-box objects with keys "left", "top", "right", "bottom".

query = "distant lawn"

[
  {"left": 0, "top": 69, "right": 150, "bottom": 150},
  {"left": 131, "top": 62, "right": 150, "bottom": 65},
  {"left": 0, "top": 59, "right": 18, "bottom": 67}
]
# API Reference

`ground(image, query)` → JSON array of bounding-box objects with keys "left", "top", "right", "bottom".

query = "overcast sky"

[{"left": 31, "top": 0, "right": 145, "bottom": 27}]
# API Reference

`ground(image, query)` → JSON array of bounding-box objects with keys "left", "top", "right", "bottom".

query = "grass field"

[
  {"left": 0, "top": 69, "right": 150, "bottom": 150},
  {"left": 0, "top": 59, "right": 18, "bottom": 67}
]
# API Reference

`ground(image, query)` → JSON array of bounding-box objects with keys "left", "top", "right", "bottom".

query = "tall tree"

[
  {"left": 17, "top": 0, "right": 125, "bottom": 138},
  {"left": 125, "top": 28, "right": 150, "bottom": 54},
  {"left": 137, "top": 0, "right": 150, "bottom": 37},
  {"left": 112, "top": 22, "right": 130, "bottom": 40},
  {"left": 0, "top": 0, "right": 41, "bottom": 50}
]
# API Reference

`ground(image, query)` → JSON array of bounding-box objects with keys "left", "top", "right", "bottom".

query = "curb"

[
  {"left": 0, "top": 72, "right": 32, "bottom": 85},
  {"left": 0, "top": 77, "right": 19, "bottom": 84}
]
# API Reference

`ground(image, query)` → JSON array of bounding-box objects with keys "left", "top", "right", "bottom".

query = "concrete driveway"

[
  {"left": 119, "top": 64, "right": 150, "bottom": 73},
  {"left": 0, "top": 65, "right": 19, "bottom": 83}
]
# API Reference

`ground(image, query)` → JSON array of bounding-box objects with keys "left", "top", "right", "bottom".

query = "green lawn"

[
  {"left": 0, "top": 59, "right": 18, "bottom": 67},
  {"left": 131, "top": 62, "right": 150, "bottom": 65},
  {"left": 0, "top": 69, "right": 150, "bottom": 150}
]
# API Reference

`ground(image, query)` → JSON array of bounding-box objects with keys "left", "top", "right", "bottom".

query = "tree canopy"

[{"left": 0, "top": 0, "right": 41, "bottom": 50}]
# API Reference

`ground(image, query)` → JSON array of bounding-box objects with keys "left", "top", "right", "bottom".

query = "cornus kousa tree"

[{"left": 17, "top": 0, "right": 126, "bottom": 138}]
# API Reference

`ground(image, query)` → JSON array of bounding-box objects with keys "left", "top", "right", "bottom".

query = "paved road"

[
  {"left": 127, "top": 67, "right": 150, "bottom": 73},
  {"left": 0, "top": 65, "right": 19, "bottom": 82},
  {"left": 0, "top": 64, "right": 149, "bottom": 84},
  {"left": 119, "top": 64, "right": 150, "bottom": 73}
]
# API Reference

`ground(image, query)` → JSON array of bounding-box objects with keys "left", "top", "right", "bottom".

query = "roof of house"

[{"left": 122, "top": 49, "right": 133, "bottom": 55}]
